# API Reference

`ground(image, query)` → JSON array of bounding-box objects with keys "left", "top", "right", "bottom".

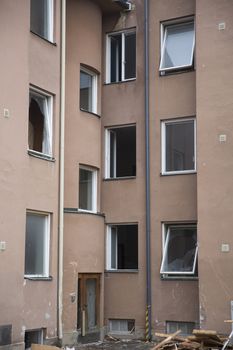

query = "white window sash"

[
  {"left": 42, "top": 97, "right": 52, "bottom": 156},
  {"left": 106, "top": 226, "right": 118, "bottom": 270},
  {"left": 78, "top": 166, "right": 97, "bottom": 213},
  {"left": 160, "top": 225, "right": 198, "bottom": 275},
  {"left": 121, "top": 33, "right": 125, "bottom": 81},
  {"left": 80, "top": 67, "right": 98, "bottom": 114},
  {"left": 159, "top": 21, "right": 195, "bottom": 72},
  {"left": 47, "top": 0, "right": 54, "bottom": 42}
]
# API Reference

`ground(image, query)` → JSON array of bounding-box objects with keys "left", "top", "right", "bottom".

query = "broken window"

[
  {"left": 80, "top": 67, "right": 98, "bottom": 114},
  {"left": 107, "top": 225, "right": 138, "bottom": 270},
  {"left": 109, "top": 319, "right": 135, "bottom": 334},
  {"left": 25, "top": 329, "right": 43, "bottom": 350},
  {"left": 105, "top": 125, "right": 136, "bottom": 178},
  {"left": 79, "top": 167, "right": 97, "bottom": 212},
  {"left": 25, "top": 212, "right": 50, "bottom": 277},
  {"left": 107, "top": 29, "right": 136, "bottom": 83},
  {"left": 166, "top": 321, "right": 195, "bottom": 336},
  {"left": 162, "top": 118, "right": 195, "bottom": 174},
  {"left": 30, "top": 0, "right": 53, "bottom": 41},
  {"left": 160, "top": 20, "right": 195, "bottom": 73},
  {"left": 28, "top": 89, "right": 52, "bottom": 156},
  {"left": 160, "top": 224, "right": 198, "bottom": 275}
]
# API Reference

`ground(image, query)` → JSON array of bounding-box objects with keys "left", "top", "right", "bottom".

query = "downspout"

[
  {"left": 58, "top": 0, "right": 66, "bottom": 341},
  {"left": 144, "top": 0, "right": 152, "bottom": 342}
]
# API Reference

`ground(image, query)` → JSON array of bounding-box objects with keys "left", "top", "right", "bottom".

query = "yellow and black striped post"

[{"left": 145, "top": 305, "right": 150, "bottom": 342}]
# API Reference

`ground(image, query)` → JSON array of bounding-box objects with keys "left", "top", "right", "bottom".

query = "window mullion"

[
  {"left": 121, "top": 33, "right": 125, "bottom": 81},
  {"left": 160, "top": 227, "right": 170, "bottom": 273}
]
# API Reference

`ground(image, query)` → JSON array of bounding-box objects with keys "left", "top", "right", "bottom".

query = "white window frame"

[
  {"left": 160, "top": 224, "right": 198, "bottom": 276},
  {"left": 159, "top": 18, "right": 195, "bottom": 72},
  {"left": 78, "top": 165, "right": 97, "bottom": 213},
  {"left": 161, "top": 117, "right": 196, "bottom": 175},
  {"left": 29, "top": 87, "right": 53, "bottom": 157},
  {"left": 106, "top": 29, "right": 136, "bottom": 83},
  {"left": 30, "top": 0, "right": 54, "bottom": 42},
  {"left": 109, "top": 319, "right": 135, "bottom": 334},
  {"left": 24, "top": 211, "right": 50, "bottom": 278},
  {"left": 80, "top": 66, "right": 98, "bottom": 114},
  {"left": 106, "top": 224, "right": 138, "bottom": 271}
]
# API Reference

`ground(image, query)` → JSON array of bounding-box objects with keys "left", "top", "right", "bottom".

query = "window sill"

[
  {"left": 159, "top": 67, "right": 194, "bottom": 76},
  {"left": 161, "top": 171, "right": 196, "bottom": 177},
  {"left": 24, "top": 276, "right": 53, "bottom": 281},
  {"left": 104, "top": 176, "right": 136, "bottom": 181},
  {"left": 80, "top": 108, "right": 101, "bottom": 118},
  {"left": 28, "top": 150, "right": 55, "bottom": 162},
  {"left": 30, "top": 30, "right": 57, "bottom": 46},
  {"left": 104, "top": 78, "right": 136, "bottom": 86},
  {"left": 160, "top": 275, "right": 198, "bottom": 281},
  {"left": 64, "top": 208, "right": 105, "bottom": 217},
  {"left": 105, "top": 269, "right": 139, "bottom": 273}
]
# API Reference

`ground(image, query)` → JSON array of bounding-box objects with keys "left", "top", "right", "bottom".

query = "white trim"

[
  {"left": 29, "top": 86, "right": 53, "bottom": 157},
  {"left": 161, "top": 117, "right": 196, "bottom": 175},
  {"left": 160, "top": 224, "right": 198, "bottom": 275},
  {"left": 24, "top": 211, "right": 50, "bottom": 278},
  {"left": 47, "top": 0, "right": 54, "bottom": 42},
  {"left": 78, "top": 165, "right": 98, "bottom": 213},
  {"left": 159, "top": 20, "right": 195, "bottom": 72},
  {"left": 106, "top": 29, "right": 136, "bottom": 83},
  {"left": 80, "top": 66, "right": 98, "bottom": 114}
]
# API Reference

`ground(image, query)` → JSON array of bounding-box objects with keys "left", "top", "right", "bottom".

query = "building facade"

[{"left": 1, "top": 0, "right": 233, "bottom": 349}]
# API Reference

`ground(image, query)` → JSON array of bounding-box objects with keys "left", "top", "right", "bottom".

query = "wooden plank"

[
  {"left": 31, "top": 345, "right": 60, "bottom": 350},
  {"left": 193, "top": 330, "right": 217, "bottom": 336},
  {"left": 155, "top": 332, "right": 187, "bottom": 342},
  {"left": 152, "top": 330, "right": 181, "bottom": 350}
]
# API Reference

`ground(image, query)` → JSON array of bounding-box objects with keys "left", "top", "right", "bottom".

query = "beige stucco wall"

[
  {"left": 0, "top": 0, "right": 61, "bottom": 346},
  {"left": 196, "top": 0, "right": 233, "bottom": 333}
]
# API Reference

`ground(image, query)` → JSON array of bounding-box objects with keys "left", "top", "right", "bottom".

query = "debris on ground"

[{"left": 153, "top": 329, "right": 232, "bottom": 350}]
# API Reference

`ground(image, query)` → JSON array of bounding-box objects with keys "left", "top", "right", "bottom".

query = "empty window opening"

[
  {"left": 29, "top": 89, "right": 52, "bottom": 156},
  {"left": 106, "top": 125, "right": 136, "bottom": 178},
  {"left": 30, "top": 0, "right": 53, "bottom": 41},
  {"left": 80, "top": 67, "right": 97, "bottom": 114},
  {"left": 79, "top": 167, "right": 97, "bottom": 212},
  {"left": 25, "top": 329, "right": 43, "bottom": 350},
  {"left": 0, "top": 325, "right": 12, "bottom": 346},
  {"left": 160, "top": 224, "right": 198, "bottom": 276},
  {"left": 107, "top": 30, "right": 136, "bottom": 83},
  {"left": 25, "top": 212, "right": 50, "bottom": 277},
  {"left": 109, "top": 319, "right": 135, "bottom": 334},
  {"left": 162, "top": 118, "right": 195, "bottom": 174},
  {"left": 160, "top": 20, "right": 195, "bottom": 72},
  {"left": 107, "top": 225, "right": 138, "bottom": 270},
  {"left": 166, "top": 321, "right": 195, "bottom": 336}
]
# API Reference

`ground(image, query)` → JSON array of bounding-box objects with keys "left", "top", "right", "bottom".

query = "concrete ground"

[{"left": 76, "top": 340, "right": 156, "bottom": 350}]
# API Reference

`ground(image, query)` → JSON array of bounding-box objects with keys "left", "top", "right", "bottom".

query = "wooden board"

[{"left": 31, "top": 344, "right": 60, "bottom": 350}]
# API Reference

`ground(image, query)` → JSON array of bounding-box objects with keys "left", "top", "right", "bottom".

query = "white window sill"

[
  {"left": 78, "top": 209, "right": 97, "bottom": 214},
  {"left": 161, "top": 170, "right": 196, "bottom": 176},
  {"left": 28, "top": 149, "right": 55, "bottom": 162},
  {"left": 104, "top": 176, "right": 136, "bottom": 181},
  {"left": 24, "top": 275, "right": 52, "bottom": 281},
  {"left": 104, "top": 78, "right": 136, "bottom": 85},
  {"left": 161, "top": 274, "right": 198, "bottom": 281},
  {"left": 105, "top": 269, "right": 139, "bottom": 273},
  {"left": 30, "top": 30, "right": 56, "bottom": 45}
]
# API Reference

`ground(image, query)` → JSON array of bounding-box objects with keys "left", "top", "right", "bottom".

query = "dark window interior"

[
  {"left": 80, "top": 70, "right": 92, "bottom": 112},
  {"left": 29, "top": 97, "right": 44, "bottom": 153},
  {"left": 117, "top": 225, "right": 138, "bottom": 269},
  {"left": 0, "top": 325, "right": 12, "bottom": 346},
  {"left": 125, "top": 32, "right": 136, "bottom": 79},
  {"left": 110, "top": 35, "right": 122, "bottom": 83},
  {"left": 110, "top": 126, "right": 136, "bottom": 177},
  {"left": 30, "top": 0, "right": 49, "bottom": 39},
  {"left": 25, "top": 330, "right": 42, "bottom": 350}
]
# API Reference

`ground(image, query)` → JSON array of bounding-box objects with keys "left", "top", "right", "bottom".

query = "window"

[
  {"left": 25, "top": 329, "right": 44, "bottom": 350},
  {"left": 30, "top": 0, "right": 53, "bottom": 41},
  {"left": 28, "top": 88, "right": 53, "bottom": 157},
  {"left": 160, "top": 224, "right": 198, "bottom": 276},
  {"left": 106, "top": 29, "right": 136, "bottom": 83},
  {"left": 25, "top": 212, "right": 50, "bottom": 277},
  {"left": 161, "top": 118, "right": 196, "bottom": 174},
  {"left": 109, "top": 319, "right": 135, "bottom": 334},
  {"left": 160, "top": 20, "right": 195, "bottom": 73},
  {"left": 106, "top": 225, "right": 138, "bottom": 270},
  {"left": 79, "top": 166, "right": 97, "bottom": 213},
  {"left": 105, "top": 125, "right": 136, "bottom": 178},
  {"left": 166, "top": 321, "right": 195, "bottom": 335},
  {"left": 80, "top": 67, "right": 98, "bottom": 114}
]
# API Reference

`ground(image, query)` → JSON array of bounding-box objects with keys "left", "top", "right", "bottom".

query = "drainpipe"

[
  {"left": 58, "top": 0, "right": 66, "bottom": 341},
  {"left": 144, "top": 0, "right": 152, "bottom": 342}
]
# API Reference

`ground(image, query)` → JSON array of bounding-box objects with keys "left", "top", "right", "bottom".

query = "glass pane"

[
  {"left": 110, "top": 131, "right": 116, "bottom": 178},
  {"left": 80, "top": 71, "right": 92, "bottom": 112},
  {"left": 30, "top": 0, "right": 49, "bottom": 39},
  {"left": 25, "top": 213, "right": 47, "bottom": 275},
  {"left": 117, "top": 225, "right": 138, "bottom": 269},
  {"left": 163, "top": 227, "right": 197, "bottom": 273},
  {"left": 125, "top": 32, "right": 136, "bottom": 79},
  {"left": 161, "top": 22, "right": 194, "bottom": 69},
  {"left": 111, "top": 227, "right": 117, "bottom": 269},
  {"left": 86, "top": 279, "right": 97, "bottom": 330},
  {"left": 110, "top": 35, "right": 122, "bottom": 82},
  {"left": 79, "top": 168, "right": 93, "bottom": 211},
  {"left": 166, "top": 120, "right": 194, "bottom": 172}
]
